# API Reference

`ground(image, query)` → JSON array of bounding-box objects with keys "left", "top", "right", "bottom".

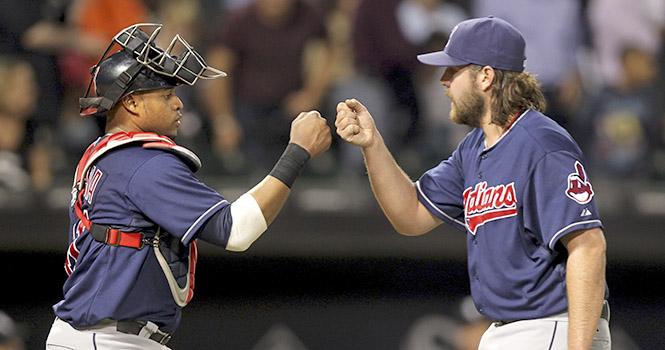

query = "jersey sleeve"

[
  {"left": 415, "top": 150, "right": 467, "bottom": 231},
  {"left": 126, "top": 152, "right": 230, "bottom": 245},
  {"left": 523, "top": 151, "right": 603, "bottom": 249}
]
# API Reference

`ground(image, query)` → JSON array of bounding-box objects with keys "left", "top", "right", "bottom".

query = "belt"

[
  {"left": 493, "top": 319, "right": 516, "bottom": 327},
  {"left": 494, "top": 300, "right": 610, "bottom": 327},
  {"left": 116, "top": 320, "right": 172, "bottom": 345}
]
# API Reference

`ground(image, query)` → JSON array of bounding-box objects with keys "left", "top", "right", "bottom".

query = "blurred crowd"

[{"left": 2, "top": 0, "right": 665, "bottom": 200}]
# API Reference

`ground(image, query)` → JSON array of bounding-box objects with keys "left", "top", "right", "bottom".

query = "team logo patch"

[
  {"left": 566, "top": 161, "right": 594, "bottom": 204},
  {"left": 463, "top": 182, "right": 517, "bottom": 235}
]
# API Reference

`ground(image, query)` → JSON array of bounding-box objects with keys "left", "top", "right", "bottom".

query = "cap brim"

[{"left": 417, "top": 51, "right": 470, "bottom": 67}]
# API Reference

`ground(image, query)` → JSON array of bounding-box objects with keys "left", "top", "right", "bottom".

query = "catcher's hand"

[{"left": 289, "top": 110, "right": 331, "bottom": 159}]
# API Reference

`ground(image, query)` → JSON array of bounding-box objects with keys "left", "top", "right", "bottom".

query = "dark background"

[{"left": 2, "top": 178, "right": 664, "bottom": 350}]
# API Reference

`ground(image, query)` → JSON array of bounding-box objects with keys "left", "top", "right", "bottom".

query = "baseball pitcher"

[{"left": 336, "top": 16, "right": 611, "bottom": 350}]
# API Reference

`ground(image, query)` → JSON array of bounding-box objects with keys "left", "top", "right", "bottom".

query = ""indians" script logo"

[
  {"left": 464, "top": 182, "right": 517, "bottom": 235},
  {"left": 565, "top": 161, "right": 594, "bottom": 204}
]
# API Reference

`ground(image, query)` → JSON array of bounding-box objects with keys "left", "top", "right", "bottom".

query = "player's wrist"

[
  {"left": 268, "top": 143, "right": 311, "bottom": 188},
  {"left": 361, "top": 129, "right": 382, "bottom": 151}
]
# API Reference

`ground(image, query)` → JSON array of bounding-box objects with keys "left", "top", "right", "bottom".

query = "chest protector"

[{"left": 72, "top": 131, "right": 202, "bottom": 307}]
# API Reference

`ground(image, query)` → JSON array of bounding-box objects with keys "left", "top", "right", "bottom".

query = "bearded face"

[{"left": 446, "top": 77, "right": 486, "bottom": 128}]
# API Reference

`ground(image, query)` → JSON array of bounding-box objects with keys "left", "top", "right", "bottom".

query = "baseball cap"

[{"left": 417, "top": 16, "right": 526, "bottom": 72}]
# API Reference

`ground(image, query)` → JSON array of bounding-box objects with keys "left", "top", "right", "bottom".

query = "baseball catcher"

[{"left": 46, "top": 23, "right": 331, "bottom": 349}]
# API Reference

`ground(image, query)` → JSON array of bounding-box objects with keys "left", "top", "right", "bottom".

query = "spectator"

[
  {"left": 0, "top": 57, "right": 38, "bottom": 195},
  {"left": 580, "top": 46, "right": 664, "bottom": 180},
  {"left": 0, "top": 0, "right": 145, "bottom": 191},
  {"left": 150, "top": 0, "right": 212, "bottom": 156},
  {"left": 0, "top": 0, "right": 68, "bottom": 192},
  {"left": 398, "top": 0, "right": 469, "bottom": 164},
  {"left": 586, "top": 0, "right": 665, "bottom": 89},
  {"left": 332, "top": 0, "right": 467, "bottom": 176},
  {"left": 0, "top": 311, "right": 25, "bottom": 350},
  {"left": 56, "top": 0, "right": 149, "bottom": 164},
  {"left": 62, "top": 0, "right": 148, "bottom": 90},
  {"left": 396, "top": 0, "right": 467, "bottom": 49},
  {"left": 321, "top": 0, "right": 368, "bottom": 177},
  {"left": 351, "top": 0, "right": 422, "bottom": 167},
  {"left": 204, "top": 0, "right": 333, "bottom": 176}
]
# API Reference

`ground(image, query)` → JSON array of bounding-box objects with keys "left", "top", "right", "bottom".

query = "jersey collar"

[{"left": 484, "top": 109, "right": 529, "bottom": 150}]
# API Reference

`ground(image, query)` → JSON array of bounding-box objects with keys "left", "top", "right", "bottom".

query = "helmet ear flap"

[{"left": 79, "top": 56, "right": 147, "bottom": 116}]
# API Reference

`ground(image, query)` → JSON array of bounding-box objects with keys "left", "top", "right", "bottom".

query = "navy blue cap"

[{"left": 417, "top": 16, "right": 526, "bottom": 72}]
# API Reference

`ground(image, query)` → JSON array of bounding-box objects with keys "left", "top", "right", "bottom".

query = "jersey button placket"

[{"left": 478, "top": 152, "right": 487, "bottom": 178}]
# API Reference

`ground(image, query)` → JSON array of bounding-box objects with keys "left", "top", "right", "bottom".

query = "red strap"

[
  {"left": 75, "top": 190, "right": 91, "bottom": 229},
  {"left": 186, "top": 240, "right": 198, "bottom": 303},
  {"left": 105, "top": 228, "right": 144, "bottom": 249},
  {"left": 76, "top": 192, "right": 144, "bottom": 249}
]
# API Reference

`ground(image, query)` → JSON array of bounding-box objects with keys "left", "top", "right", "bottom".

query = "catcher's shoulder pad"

[
  {"left": 142, "top": 141, "right": 202, "bottom": 172},
  {"left": 74, "top": 132, "right": 201, "bottom": 190}
]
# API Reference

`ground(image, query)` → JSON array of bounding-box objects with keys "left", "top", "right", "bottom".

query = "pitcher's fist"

[{"left": 335, "top": 99, "right": 376, "bottom": 148}]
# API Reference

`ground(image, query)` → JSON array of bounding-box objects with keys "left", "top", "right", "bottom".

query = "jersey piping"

[
  {"left": 415, "top": 181, "right": 466, "bottom": 228},
  {"left": 549, "top": 219, "right": 603, "bottom": 249},
  {"left": 483, "top": 109, "right": 528, "bottom": 151},
  {"left": 181, "top": 199, "right": 229, "bottom": 243}
]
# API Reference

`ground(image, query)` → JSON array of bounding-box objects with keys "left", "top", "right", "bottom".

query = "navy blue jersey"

[
  {"left": 54, "top": 134, "right": 231, "bottom": 333},
  {"left": 416, "top": 109, "right": 607, "bottom": 321}
]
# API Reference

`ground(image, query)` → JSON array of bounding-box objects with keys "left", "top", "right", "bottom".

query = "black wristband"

[{"left": 269, "top": 143, "right": 311, "bottom": 188}]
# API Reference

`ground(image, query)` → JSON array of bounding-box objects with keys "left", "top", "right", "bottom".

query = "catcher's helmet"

[{"left": 80, "top": 23, "right": 226, "bottom": 116}]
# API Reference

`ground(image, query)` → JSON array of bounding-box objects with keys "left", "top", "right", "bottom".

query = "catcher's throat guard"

[{"left": 80, "top": 23, "right": 226, "bottom": 116}]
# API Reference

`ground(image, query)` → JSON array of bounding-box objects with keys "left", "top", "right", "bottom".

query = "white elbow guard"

[{"left": 226, "top": 193, "right": 268, "bottom": 252}]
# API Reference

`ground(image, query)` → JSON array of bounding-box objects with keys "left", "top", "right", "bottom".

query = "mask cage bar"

[{"left": 113, "top": 23, "right": 227, "bottom": 85}]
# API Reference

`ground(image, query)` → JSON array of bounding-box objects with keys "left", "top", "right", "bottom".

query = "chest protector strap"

[
  {"left": 89, "top": 223, "right": 145, "bottom": 249},
  {"left": 72, "top": 131, "right": 201, "bottom": 306}
]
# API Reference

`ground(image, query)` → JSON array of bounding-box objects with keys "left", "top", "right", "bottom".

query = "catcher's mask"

[{"left": 79, "top": 23, "right": 226, "bottom": 116}]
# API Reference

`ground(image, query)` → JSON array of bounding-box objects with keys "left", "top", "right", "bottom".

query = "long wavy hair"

[{"left": 470, "top": 64, "right": 547, "bottom": 126}]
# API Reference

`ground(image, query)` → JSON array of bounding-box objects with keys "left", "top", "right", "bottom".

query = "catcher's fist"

[
  {"left": 289, "top": 110, "right": 331, "bottom": 159},
  {"left": 335, "top": 99, "right": 376, "bottom": 148}
]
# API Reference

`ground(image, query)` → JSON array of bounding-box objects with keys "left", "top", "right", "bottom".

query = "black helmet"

[{"left": 80, "top": 23, "right": 226, "bottom": 116}]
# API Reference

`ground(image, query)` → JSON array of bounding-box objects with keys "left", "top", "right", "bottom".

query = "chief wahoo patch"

[{"left": 565, "top": 161, "right": 594, "bottom": 204}]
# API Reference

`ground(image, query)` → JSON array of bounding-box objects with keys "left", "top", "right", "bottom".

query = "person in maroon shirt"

[
  {"left": 352, "top": 0, "right": 422, "bottom": 151},
  {"left": 204, "top": 0, "right": 333, "bottom": 174}
]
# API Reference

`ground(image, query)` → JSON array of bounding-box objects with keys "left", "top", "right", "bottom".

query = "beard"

[{"left": 447, "top": 84, "right": 486, "bottom": 128}]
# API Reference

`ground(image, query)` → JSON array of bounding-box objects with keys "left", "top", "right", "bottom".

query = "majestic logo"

[
  {"left": 566, "top": 161, "right": 594, "bottom": 204},
  {"left": 463, "top": 182, "right": 517, "bottom": 235}
]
